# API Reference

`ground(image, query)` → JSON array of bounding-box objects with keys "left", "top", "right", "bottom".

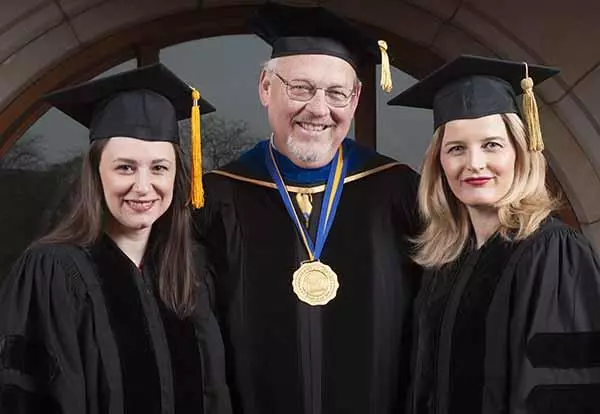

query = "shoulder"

[
  {"left": 23, "top": 242, "right": 86, "bottom": 268},
  {"left": 206, "top": 140, "right": 271, "bottom": 186},
  {"left": 5, "top": 242, "right": 91, "bottom": 297},
  {"left": 513, "top": 218, "right": 599, "bottom": 282},
  {"left": 521, "top": 218, "right": 591, "bottom": 256},
  {"left": 341, "top": 139, "right": 419, "bottom": 188}
]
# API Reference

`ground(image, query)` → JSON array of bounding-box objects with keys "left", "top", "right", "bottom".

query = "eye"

[
  {"left": 152, "top": 164, "right": 169, "bottom": 173},
  {"left": 446, "top": 145, "right": 465, "bottom": 154},
  {"left": 326, "top": 88, "right": 352, "bottom": 102},
  {"left": 483, "top": 141, "right": 503, "bottom": 150},
  {"left": 288, "top": 82, "right": 314, "bottom": 97},
  {"left": 115, "top": 164, "right": 135, "bottom": 173}
]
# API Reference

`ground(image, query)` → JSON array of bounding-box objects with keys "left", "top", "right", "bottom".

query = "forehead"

[
  {"left": 276, "top": 54, "right": 357, "bottom": 84},
  {"left": 442, "top": 114, "right": 509, "bottom": 142},
  {"left": 102, "top": 137, "right": 176, "bottom": 159}
]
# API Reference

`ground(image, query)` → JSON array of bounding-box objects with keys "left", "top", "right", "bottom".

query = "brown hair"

[
  {"left": 39, "top": 139, "right": 198, "bottom": 317},
  {"left": 413, "top": 113, "right": 557, "bottom": 268}
]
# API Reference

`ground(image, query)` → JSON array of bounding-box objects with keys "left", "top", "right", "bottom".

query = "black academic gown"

[
  {"left": 194, "top": 139, "right": 422, "bottom": 414},
  {"left": 0, "top": 234, "right": 231, "bottom": 414},
  {"left": 410, "top": 217, "right": 600, "bottom": 414}
]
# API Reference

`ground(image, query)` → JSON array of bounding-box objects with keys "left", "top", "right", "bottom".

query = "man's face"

[{"left": 259, "top": 54, "right": 361, "bottom": 168}]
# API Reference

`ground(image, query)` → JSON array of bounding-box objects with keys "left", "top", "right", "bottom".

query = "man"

[{"left": 194, "top": 4, "right": 421, "bottom": 414}]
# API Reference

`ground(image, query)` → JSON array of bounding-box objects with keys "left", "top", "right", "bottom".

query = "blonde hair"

[{"left": 413, "top": 113, "right": 557, "bottom": 268}]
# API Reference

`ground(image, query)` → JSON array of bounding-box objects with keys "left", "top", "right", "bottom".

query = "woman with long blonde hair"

[{"left": 389, "top": 55, "right": 600, "bottom": 414}]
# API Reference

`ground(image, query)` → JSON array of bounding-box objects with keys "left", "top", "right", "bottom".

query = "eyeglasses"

[{"left": 271, "top": 72, "right": 356, "bottom": 108}]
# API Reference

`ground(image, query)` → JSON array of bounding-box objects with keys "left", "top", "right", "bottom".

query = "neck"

[
  {"left": 105, "top": 220, "right": 151, "bottom": 267},
  {"left": 467, "top": 206, "right": 500, "bottom": 249}
]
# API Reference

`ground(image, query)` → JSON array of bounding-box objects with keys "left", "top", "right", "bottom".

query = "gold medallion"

[{"left": 292, "top": 261, "right": 339, "bottom": 306}]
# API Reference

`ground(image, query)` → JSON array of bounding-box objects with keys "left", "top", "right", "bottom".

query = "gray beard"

[{"left": 286, "top": 134, "right": 334, "bottom": 165}]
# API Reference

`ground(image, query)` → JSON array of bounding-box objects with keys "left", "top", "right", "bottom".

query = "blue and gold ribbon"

[{"left": 265, "top": 144, "right": 348, "bottom": 263}]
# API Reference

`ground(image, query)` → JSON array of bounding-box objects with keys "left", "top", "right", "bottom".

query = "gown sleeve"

[
  {"left": 509, "top": 226, "right": 600, "bottom": 414},
  {"left": 192, "top": 277, "right": 232, "bottom": 414},
  {"left": 0, "top": 245, "right": 90, "bottom": 414}
]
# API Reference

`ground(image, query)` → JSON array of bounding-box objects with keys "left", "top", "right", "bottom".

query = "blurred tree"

[
  {"left": 0, "top": 133, "right": 46, "bottom": 169},
  {"left": 179, "top": 116, "right": 261, "bottom": 171}
]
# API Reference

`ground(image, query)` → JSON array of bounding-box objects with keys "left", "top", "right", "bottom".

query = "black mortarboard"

[
  {"left": 44, "top": 63, "right": 215, "bottom": 143},
  {"left": 387, "top": 55, "right": 560, "bottom": 151},
  {"left": 249, "top": 3, "right": 393, "bottom": 92},
  {"left": 44, "top": 63, "right": 215, "bottom": 208}
]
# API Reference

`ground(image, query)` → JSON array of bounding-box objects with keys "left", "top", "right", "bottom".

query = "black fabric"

[
  {"left": 43, "top": 63, "right": 215, "bottom": 142},
  {"left": 157, "top": 298, "right": 205, "bottom": 414},
  {"left": 89, "top": 236, "right": 162, "bottom": 414},
  {"left": 89, "top": 91, "right": 180, "bottom": 143},
  {"left": 387, "top": 55, "right": 559, "bottom": 129},
  {"left": 0, "top": 335, "right": 58, "bottom": 384},
  {"left": 409, "top": 218, "right": 600, "bottom": 414},
  {"left": 527, "top": 332, "right": 600, "bottom": 368},
  {"left": 431, "top": 76, "right": 517, "bottom": 129},
  {"left": 447, "top": 236, "right": 514, "bottom": 414},
  {"left": 0, "top": 385, "right": 62, "bottom": 414},
  {"left": 67, "top": 244, "right": 124, "bottom": 414},
  {"left": 249, "top": 3, "right": 381, "bottom": 70},
  {"left": 194, "top": 138, "right": 422, "bottom": 414},
  {"left": 0, "top": 239, "right": 232, "bottom": 414},
  {"left": 526, "top": 384, "right": 600, "bottom": 414}
]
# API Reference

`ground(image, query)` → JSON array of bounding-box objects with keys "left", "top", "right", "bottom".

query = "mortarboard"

[
  {"left": 44, "top": 63, "right": 215, "bottom": 208},
  {"left": 387, "top": 55, "right": 560, "bottom": 151},
  {"left": 249, "top": 2, "right": 393, "bottom": 92}
]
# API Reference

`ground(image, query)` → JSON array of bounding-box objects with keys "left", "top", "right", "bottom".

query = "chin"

[
  {"left": 119, "top": 216, "right": 157, "bottom": 232},
  {"left": 461, "top": 198, "right": 499, "bottom": 209},
  {"left": 287, "top": 137, "right": 337, "bottom": 165}
]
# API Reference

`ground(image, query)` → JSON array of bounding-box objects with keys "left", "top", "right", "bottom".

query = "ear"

[{"left": 258, "top": 70, "right": 271, "bottom": 107}]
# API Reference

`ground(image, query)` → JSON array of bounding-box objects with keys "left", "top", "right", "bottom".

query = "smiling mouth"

[
  {"left": 125, "top": 200, "right": 157, "bottom": 212},
  {"left": 296, "top": 122, "right": 331, "bottom": 132},
  {"left": 464, "top": 177, "right": 492, "bottom": 185}
]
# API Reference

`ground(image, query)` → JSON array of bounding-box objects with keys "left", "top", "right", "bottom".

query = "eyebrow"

[
  {"left": 111, "top": 158, "right": 173, "bottom": 164},
  {"left": 443, "top": 135, "right": 507, "bottom": 147},
  {"left": 112, "top": 158, "right": 137, "bottom": 164},
  {"left": 151, "top": 158, "right": 174, "bottom": 164},
  {"left": 290, "top": 76, "right": 352, "bottom": 89}
]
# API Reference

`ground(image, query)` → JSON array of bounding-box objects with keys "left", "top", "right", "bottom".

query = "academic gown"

[
  {"left": 410, "top": 217, "right": 600, "bottom": 414},
  {"left": 0, "top": 234, "right": 231, "bottom": 414},
  {"left": 194, "top": 139, "right": 422, "bottom": 414}
]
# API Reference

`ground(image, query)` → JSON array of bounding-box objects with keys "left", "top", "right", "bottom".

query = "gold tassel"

[
  {"left": 190, "top": 88, "right": 204, "bottom": 208},
  {"left": 520, "top": 62, "right": 544, "bottom": 152},
  {"left": 378, "top": 40, "right": 393, "bottom": 93}
]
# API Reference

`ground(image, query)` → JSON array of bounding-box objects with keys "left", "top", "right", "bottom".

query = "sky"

[{"left": 15, "top": 34, "right": 433, "bottom": 171}]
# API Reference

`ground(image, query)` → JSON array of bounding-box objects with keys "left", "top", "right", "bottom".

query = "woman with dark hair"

[
  {"left": 0, "top": 64, "right": 231, "bottom": 414},
  {"left": 389, "top": 55, "right": 600, "bottom": 414}
]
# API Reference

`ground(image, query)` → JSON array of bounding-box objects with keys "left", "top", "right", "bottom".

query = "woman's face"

[
  {"left": 98, "top": 137, "right": 176, "bottom": 233},
  {"left": 440, "top": 114, "right": 516, "bottom": 210}
]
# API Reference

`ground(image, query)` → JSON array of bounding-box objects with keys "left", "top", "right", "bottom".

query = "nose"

[
  {"left": 304, "top": 89, "right": 329, "bottom": 117},
  {"left": 132, "top": 169, "right": 151, "bottom": 193},
  {"left": 466, "top": 148, "right": 486, "bottom": 171}
]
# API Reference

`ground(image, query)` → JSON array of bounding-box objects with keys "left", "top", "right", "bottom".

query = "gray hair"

[{"left": 261, "top": 58, "right": 281, "bottom": 74}]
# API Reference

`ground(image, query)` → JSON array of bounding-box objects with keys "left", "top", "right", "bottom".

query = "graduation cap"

[
  {"left": 44, "top": 63, "right": 215, "bottom": 208},
  {"left": 387, "top": 55, "right": 560, "bottom": 151},
  {"left": 249, "top": 2, "right": 393, "bottom": 92}
]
